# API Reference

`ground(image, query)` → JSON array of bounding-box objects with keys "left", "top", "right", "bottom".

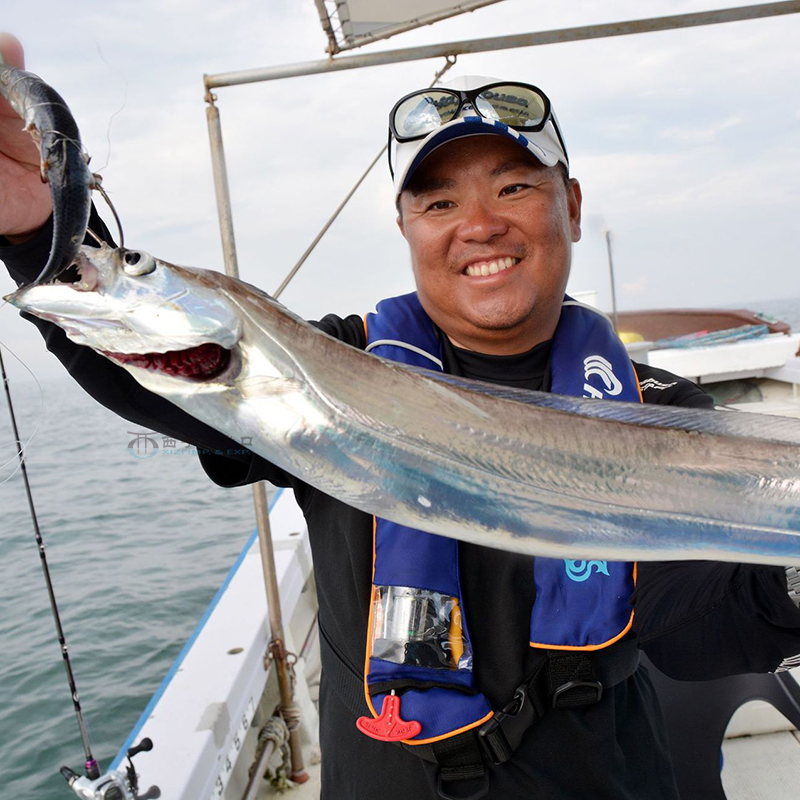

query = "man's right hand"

[{"left": 0, "top": 33, "right": 53, "bottom": 243}]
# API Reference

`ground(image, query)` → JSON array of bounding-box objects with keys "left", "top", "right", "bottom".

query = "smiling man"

[
  {"left": 4, "top": 54, "right": 800, "bottom": 800},
  {"left": 398, "top": 135, "right": 578, "bottom": 354},
  {"left": 393, "top": 80, "right": 579, "bottom": 356}
]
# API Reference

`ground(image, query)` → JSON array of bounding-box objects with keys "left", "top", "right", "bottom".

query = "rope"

[
  {"left": 251, "top": 715, "right": 293, "bottom": 791},
  {"left": 272, "top": 54, "right": 458, "bottom": 299},
  {"left": 282, "top": 702, "right": 303, "bottom": 733}
]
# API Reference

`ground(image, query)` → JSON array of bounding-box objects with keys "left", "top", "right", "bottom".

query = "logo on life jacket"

[
  {"left": 583, "top": 355, "right": 622, "bottom": 398},
  {"left": 565, "top": 559, "right": 610, "bottom": 582}
]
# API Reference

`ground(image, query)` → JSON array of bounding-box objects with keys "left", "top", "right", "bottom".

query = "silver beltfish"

[{"left": 9, "top": 244, "right": 800, "bottom": 566}]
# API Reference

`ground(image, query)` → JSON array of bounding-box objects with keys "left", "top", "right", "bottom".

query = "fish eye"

[{"left": 121, "top": 249, "right": 156, "bottom": 276}]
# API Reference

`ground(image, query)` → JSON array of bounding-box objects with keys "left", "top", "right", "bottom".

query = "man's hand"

[{"left": 0, "top": 33, "right": 53, "bottom": 242}]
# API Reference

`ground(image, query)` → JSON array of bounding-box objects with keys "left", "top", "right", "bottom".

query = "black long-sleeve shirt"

[{"left": 4, "top": 220, "right": 800, "bottom": 799}]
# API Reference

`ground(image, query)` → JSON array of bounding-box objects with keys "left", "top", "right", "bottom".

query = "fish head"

[{"left": 7, "top": 244, "right": 250, "bottom": 395}]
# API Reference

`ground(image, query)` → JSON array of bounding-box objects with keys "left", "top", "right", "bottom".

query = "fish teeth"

[
  {"left": 465, "top": 256, "right": 517, "bottom": 277},
  {"left": 74, "top": 260, "right": 98, "bottom": 291}
]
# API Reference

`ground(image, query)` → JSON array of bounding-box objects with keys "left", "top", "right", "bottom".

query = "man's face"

[{"left": 397, "top": 136, "right": 582, "bottom": 355}]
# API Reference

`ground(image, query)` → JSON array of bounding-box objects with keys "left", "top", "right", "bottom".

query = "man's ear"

[
  {"left": 396, "top": 213, "right": 406, "bottom": 239},
  {"left": 567, "top": 178, "right": 582, "bottom": 243}
]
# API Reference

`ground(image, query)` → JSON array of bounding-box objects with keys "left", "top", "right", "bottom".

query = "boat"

[{"left": 4, "top": 3, "right": 800, "bottom": 799}]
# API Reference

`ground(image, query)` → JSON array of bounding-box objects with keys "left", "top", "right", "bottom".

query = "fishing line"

[
  {"left": 92, "top": 39, "right": 129, "bottom": 177},
  {"left": 0, "top": 342, "right": 100, "bottom": 780},
  {"left": 0, "top": 430, "right": 35, "bottom": 483},
  {"left": 95, "top": 181, "right": 125, "bottom": 250}
]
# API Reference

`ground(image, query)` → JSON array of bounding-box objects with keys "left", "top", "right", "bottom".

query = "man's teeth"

[{"left": 465, "top": 257, "right": 518, "bottom": 277}]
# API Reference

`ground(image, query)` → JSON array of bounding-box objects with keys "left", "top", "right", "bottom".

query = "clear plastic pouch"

[{"left": 370, "top": 585, "right": 473, "bottom": 671}]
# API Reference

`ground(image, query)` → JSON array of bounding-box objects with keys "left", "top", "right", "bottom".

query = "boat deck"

[
  {"left": 258, "top": 667, "right": 800, "bottom": 799},
  {"left": 257, "top": 705, "right": 800, "bottom": 800},
  {"left": 255, "top": 760, "right": 321, "bottom": 799},
  {"left": 723, "top": 729, "right": 800, "bottom": 798}
]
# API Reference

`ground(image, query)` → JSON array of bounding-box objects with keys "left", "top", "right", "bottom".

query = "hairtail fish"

[{"left": 8, "top": 244, "right": 800, "bottom": 568}]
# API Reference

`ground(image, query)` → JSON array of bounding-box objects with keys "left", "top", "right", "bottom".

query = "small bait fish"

[{"left": 0, "top": 61, "right": 94, "bottom": 284}]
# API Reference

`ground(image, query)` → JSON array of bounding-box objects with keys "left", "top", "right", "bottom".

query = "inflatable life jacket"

[{"left": 357, "top": 293, "right": 640, "bottom": 755}]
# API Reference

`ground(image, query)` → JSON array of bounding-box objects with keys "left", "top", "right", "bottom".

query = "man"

[{"left": 3, "top": 37, "right": 800, "bottom": 799}]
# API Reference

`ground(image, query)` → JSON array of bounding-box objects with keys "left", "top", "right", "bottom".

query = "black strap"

[
  {"left": 547, "top": 649, "right": 604, "bottom": 708},
  {"left": 476, "top": 663, "right": 547, "bottom": 764},
  {"left": 320, "top": 623, "right": 641, "bottom": 798},
  {"left": 434, "top": 734, "right": 487, "bottom": 799}
]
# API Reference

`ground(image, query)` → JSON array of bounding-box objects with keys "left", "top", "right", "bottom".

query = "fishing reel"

[{"left": 61, "top": 738, "right": 154, "bottom": 800}]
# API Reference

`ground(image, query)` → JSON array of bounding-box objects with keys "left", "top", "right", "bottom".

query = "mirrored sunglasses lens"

[
  {"left": 394, "top": 91, "right": 459, "bottom": 138},
  {"left": 476, "top": 85, "right": 547, "bottom": 128}
]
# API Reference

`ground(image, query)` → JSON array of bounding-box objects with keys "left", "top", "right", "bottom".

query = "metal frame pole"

[
  {"left": 204, "top": 90, "right": 307, "bottom": 783},
  {"left": 205, "top": 1, "right": 800, "bottom": 88},
  {"left": 252, "top": 482, "right": 307, "bottom": 783},
  {"left": 241, "top": 738, "right": 276, "bottom": 800},
  {"left": 205, "top": 93, "right": 240, "bottom": 278},
  {"left": 604, "top": 230, "right": 619, "bottom": 333},
  {"left": 313, "top": 0, "right": 340, "bottom": 55}
]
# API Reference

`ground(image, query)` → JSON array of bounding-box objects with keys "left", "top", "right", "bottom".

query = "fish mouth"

[
  {"left": 102, "top": 343, "right": 231, "bottom": 381},
  {"left": 72, "top": 255, "right": 99, "bottom": 290}
]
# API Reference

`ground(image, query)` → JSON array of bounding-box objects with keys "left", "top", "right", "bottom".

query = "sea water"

[
  {"left": 0, "top": 376, "right": 264, "bottom": 800},
  {"left": 1, "top": 298, "right": 799, "bottom": 800}
]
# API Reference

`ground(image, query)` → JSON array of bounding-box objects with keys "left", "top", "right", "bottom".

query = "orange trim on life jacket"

[
  {"left": 402, "top": 709, "right": 495, "bottom": 746},
  {"left": 631, "top": 362, "right": 644, "bottom": 403},
  {"left": 363, "top": 516, "right": 380, "bottom": 722}
]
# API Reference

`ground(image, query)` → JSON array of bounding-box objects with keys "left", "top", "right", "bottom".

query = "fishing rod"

[{"left": 0, "top": 346, "right": 152, "bottom": 799}]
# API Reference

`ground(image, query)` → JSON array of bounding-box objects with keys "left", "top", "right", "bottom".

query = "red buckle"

[{"left": 356, "top": 692, "right": 422, "bottom": 742}]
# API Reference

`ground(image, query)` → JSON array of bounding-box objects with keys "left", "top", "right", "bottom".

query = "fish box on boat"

[{"left": 618, "top": 307, "right": 800, "bottom": 384}]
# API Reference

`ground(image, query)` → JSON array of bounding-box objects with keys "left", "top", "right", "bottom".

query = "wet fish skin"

[
  {"left": 0, "top": 64, "right": 94, "bottom": 284},
  {"left": 9, "top": 244, "right": 800, "bottom": 567}
]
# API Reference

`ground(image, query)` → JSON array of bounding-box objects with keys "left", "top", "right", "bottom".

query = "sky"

[{"left": 0, "top": 0, "right": 798, "bottom": 379}]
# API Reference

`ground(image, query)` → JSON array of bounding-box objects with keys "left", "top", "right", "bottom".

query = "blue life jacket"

[{"left": 361, "top": 292, "right": 640, "bottom": 747}]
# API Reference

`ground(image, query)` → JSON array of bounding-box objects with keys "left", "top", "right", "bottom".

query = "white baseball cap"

[{"left": 389, "top": 75, "right": 569, "bottom": 200}]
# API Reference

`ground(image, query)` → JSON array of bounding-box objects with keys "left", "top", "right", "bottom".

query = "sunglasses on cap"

[{"left": 390, "top": 81, "right": 556, "bottom": 142}]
